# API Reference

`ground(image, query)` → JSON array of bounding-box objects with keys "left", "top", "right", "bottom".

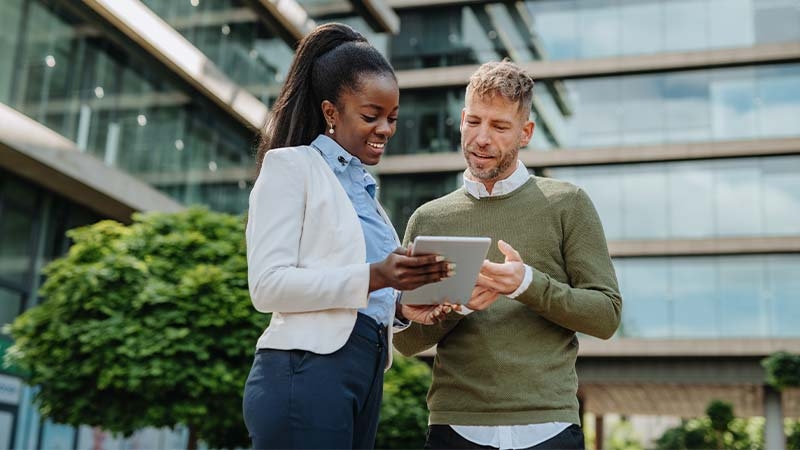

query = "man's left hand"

[
  {"left": 476, "top": 240, "right": 525, "bottom": 295},
  {"left": 400, "top": 303, "right": 460, "bottom": 325}
]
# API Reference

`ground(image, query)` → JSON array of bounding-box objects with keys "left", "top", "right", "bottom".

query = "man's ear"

[
  {"left": 520, "top": 120, "right": 535, "bottom": 147},
  {"left": 321, "top": 100, "right": 337, "bottom": 126}
]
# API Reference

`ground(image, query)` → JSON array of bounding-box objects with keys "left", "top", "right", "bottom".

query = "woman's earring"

[{"left": 328, "top": 123, "right": 334, "bottom": 135}]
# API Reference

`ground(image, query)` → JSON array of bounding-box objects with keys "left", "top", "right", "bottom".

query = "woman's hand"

[{"left": 369, "top": 247, "right": 452, "bottom": 292}]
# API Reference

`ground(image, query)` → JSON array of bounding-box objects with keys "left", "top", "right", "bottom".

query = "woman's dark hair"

[{"left": 255, "top": 23, "right": 396, "bottom": 174}]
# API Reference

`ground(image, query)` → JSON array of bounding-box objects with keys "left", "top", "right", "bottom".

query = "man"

[{"left": 393, "top": 60, "right": 622, "bottom": 450}]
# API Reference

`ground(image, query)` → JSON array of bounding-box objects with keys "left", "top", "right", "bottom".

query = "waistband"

[{"left": 352, "top": 312, "right": 387, "bottom": 345}]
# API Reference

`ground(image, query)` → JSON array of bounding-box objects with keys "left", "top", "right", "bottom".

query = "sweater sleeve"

[
  {"left": 515, "top": 188, "right": 622, "bottom": 339},
  {"left": 392, "top": 209, "right": 464, "bottom": 356},
  {"left": 246, "top": 150, "right": 370, "bottom": 314}
]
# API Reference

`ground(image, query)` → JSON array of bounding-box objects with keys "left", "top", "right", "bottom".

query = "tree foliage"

[
  {"left": 376, "top": 353, "right": 432, "bottom": 449},
  {"left": 762, "top": 351, "right": 800, "bottom": 391},
  {"left": 4, "top": 207, "right": 264, "bottom": 449},
  {"left": 654, "top": 400, "right": 762, "bottom": 450}
]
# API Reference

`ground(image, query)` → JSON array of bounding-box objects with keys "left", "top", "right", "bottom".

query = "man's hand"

[
  {"left": 476, "top": 240, "right": 525, "bottom": 295},
  {"left": 400, "top": 303, "right": 460, "bottom": 324},
  {"left": 466, "top": 286, "right": 500, "bottom": 311}
]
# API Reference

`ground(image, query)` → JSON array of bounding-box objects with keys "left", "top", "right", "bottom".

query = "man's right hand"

[{"left": 466, "top": 286, "right": 500, "bottom": 311}]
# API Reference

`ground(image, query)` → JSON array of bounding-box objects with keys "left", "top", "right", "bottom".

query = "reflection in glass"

[
  {"left": 718, "top": 258, "right": 766, "bottom": 336},
  {"left": 0, "top": 206, "right": 35, "bottom": 286},
  {"left": 380, "top": 173, "right": 460, "bottom": 237},
  {"left": 0, "top": 287, "right": 24, "bottom": 336},
  {"left": 671, "top": 261, "right": 718, "bottom": 337},
  {"left": 615, "top": 254, "right": 799, "bottom": 338},
  {"left": 561, "top": 64, "right": 800, "bottom": 148},
  {"left": 551, "top": 156, "right": 800, "bottom": 241},
  {"left": 615, "top": 259, "right": 670, "bottom": 338},
  {"left": 768, "top": 255, "right": 800, "bottom": 337},
  {"left": 3, "top": 0, "right": 256, "bottom": 214},
  {"left": 525, "top": 0, "right": 799, "bottom": 61}
]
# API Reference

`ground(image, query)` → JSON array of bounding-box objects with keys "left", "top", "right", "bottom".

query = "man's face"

[{"left": 460, "top": 93, "right": 534, "bottom": 187}]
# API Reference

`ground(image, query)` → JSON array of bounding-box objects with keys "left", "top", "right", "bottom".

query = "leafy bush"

[
  {"left": 654, "top": 401, "right": 762, "bottom": 450},
  {"left": 4, "top": 207, "right": 264, "bottom": 449},
  {"left": 762, "top": 352, "right": 800, "bottom": 391},
  {"left": 377, "top": 353, "right": 432, "bottom": 449}
]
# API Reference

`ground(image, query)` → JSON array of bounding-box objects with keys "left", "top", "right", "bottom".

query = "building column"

[
  {"left": 764, "top": 385, "right": 786, "bottom": 450},
  {"left": 594, "top": 414, "right": 604, "bottom": 450}
]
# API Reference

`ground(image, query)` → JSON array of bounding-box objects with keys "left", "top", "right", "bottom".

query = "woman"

[{"left": 243, "top": 23, "right": 453, "bottom": 449}]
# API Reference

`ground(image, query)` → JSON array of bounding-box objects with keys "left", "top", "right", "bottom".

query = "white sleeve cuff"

[
  {"left": 507, "top": 264, "right": 533, "bottom": 299},
  {"left": 456, "top": 306, "right": 474, "bottom": 316}
]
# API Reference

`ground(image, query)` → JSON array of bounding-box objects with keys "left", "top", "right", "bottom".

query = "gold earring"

[{"left": 328, "top": 124, "right": 334, "bottom": 135}]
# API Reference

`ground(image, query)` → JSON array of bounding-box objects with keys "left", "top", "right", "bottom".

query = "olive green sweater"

[{"left": 394, "top": 176, "right": 622, "bottom": 426}]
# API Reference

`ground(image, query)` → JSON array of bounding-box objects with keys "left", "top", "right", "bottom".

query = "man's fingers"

[
  {"left": 476, "top": 273, "right": 502, "bottom": 290},
  {"left": 498, "top": 240, "right": 522, "bottom": 262}
]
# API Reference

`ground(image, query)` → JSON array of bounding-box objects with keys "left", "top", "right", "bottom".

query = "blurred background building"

[{"left": 1, "top": 0, "right": 799, "bottom": 449}]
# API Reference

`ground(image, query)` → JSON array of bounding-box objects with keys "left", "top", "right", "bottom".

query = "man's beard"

[{"left": 463, "top": 141, "right": 520, "bottom": 181}]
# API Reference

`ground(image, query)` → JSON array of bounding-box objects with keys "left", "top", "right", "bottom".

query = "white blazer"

[{"left": 246, "top": 144, "right": 397, "bottom": 368}]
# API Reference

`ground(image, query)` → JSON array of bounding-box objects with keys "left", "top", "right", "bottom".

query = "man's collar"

[{"left": 463, "top": 161, "right": 529, "bottom": 199}]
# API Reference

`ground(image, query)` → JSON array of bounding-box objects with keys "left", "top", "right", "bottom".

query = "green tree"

[
  {"left": 376, "top": 353, "right": 432, "bottom": 449},
  {"left": 4, "top": 207, "right": 264, "bottom": 450},
  {"left": 762, "top": 352, "right": 800, "bottom": 391},
  {"left": 607, "top": 416, "right": 643, "bottom": 450},
  {"left": 654, "top": 400, "right": 762, "bottom": 450}
]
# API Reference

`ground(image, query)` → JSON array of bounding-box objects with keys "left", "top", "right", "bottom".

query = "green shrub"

[{"left": 377, "top": 353, "right": 432, "bottom": 449}]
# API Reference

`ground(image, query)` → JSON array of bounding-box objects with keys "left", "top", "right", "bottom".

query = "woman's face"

[{"left": 323, "top": 73, "right": 399, "bottom": 165}]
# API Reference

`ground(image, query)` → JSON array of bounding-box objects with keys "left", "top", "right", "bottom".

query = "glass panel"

[
  {"left": 709, "top": 0, "right": 754, "bottom": 49},
  {"left": 8, "top": 0, "right": 255, "bottom": 214},
  {"left": 669, "top": 162, "right": 715, "bottom": 238},
  {"left": 380, "top": 173, "right": 459, "bottom": 237},
  {"left": 0, "top": 287, "right": 24, "bottom": 337},
  {"left": 616, "top": 259, "right": 670, "bottom": 338},
  {"left": 622, "top": 167, "right": 668, "bottom": 239},
  {"left": 754, "top": 0, "right": 800, "bottom": 44},
  {"left": 714, "top": 161, "right": 762, "bottom": 236},
  {"left": 762, "top": 157, "right": 800, "bottom": 235},
  {"left": 139, "top": 0, "right": 292, "bottom": 98},
  {"left": 576, "top": 0, "right": 619, "bottom": 59},
  {"left": 757, "top": 65, "right": 800, "bottom": 137},
  {"left": 0, "top": 0, "right": 23, "bottom": 104},
  {"left": 0, "top": 410, "right": 12, "bottom": 450},
  {"left": 0, "top": 206, "right": 35, "bottom": 285},
  {"left": 550, "top": 156, "right": 800, "bottom": 240},
  {"left": 718, "top": 257, "right": 767, "bottom": 336},
  {"left": 671, "top": 260, "right": 718, "bottom": 337},
  {"left": 615, "top": 255, "right": 800, "bottom": 338},
  {"left": 663, "top": 0, "right": 709, "bottom": 52},
  {"left": 767, "top": 255, "right": 800, "bottom": 337},
  {"left": 39, "top": 420, "right": 75, "bottom": 450},
  {"left": 619, "top": 1, "right": 662, "bottom": 56}
]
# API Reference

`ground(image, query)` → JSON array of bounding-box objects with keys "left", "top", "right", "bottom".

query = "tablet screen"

[{"left": 400, "top": 236, "right": 491, "bottom": 305}]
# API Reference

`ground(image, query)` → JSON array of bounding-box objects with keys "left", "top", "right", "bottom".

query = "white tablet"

[{"left": 400, "top": 236, "right": 492, "bottom": 305}]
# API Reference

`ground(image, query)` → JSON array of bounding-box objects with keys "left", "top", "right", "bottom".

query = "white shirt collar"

[{"left": 463, "top": 161, "right": 530, "bottom": 199}]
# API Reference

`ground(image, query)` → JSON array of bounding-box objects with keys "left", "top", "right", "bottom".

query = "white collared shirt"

[{"left": 453, "top": 161, "right": 571, "bottom": 449}]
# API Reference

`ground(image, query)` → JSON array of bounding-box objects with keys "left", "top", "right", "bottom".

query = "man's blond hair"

[{"left": 466, "top": 59, "right": 534, "bottom": 117}]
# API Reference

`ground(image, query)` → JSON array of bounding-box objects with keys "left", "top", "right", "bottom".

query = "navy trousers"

[{"left": 243, "top": 313, "right": 388, "bottom": 449}]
